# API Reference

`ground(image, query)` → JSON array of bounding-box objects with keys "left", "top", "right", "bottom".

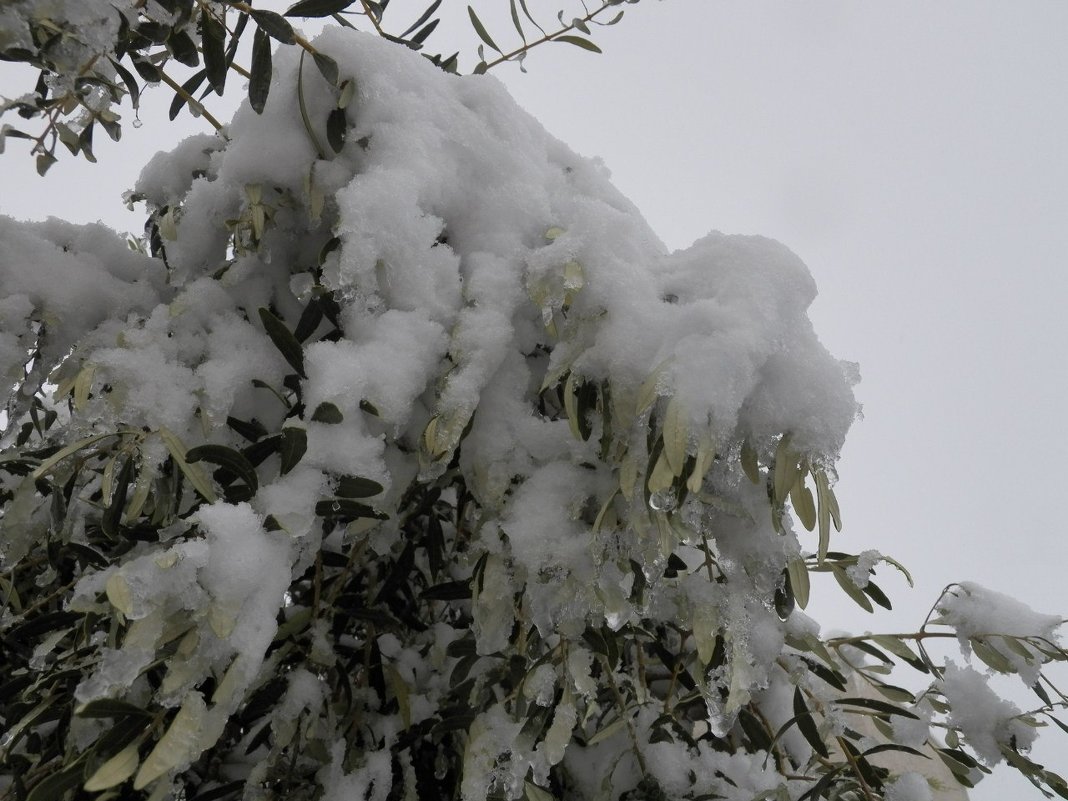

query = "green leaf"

[
  {"left": 27, "top": 765, "right": 86, "bottom": 801},
  {"left": 315, "top": 498, "right": 388, "bottom": 520},
  {"left": 421, "top": 580, "right": 472, "bottom": 600},
  {"left": 186, "top": 444, "right": 259, "bottom": 493},
  {"left": 226, "top": 415, "right": 268, "bottom": 442},
  {"left": 159, "top": 426, "right": 218, "bottom": 503},
  {"left": 258, "top": 307, "right": 306, "bottom": 377},
  {"left": 517, "top": 0, "right": 546, "bottom": 35},
  {"left": 863, "top": 580, "right": 893, "bottom": 610},
  {"left": 327, "top": 107, "right": 347, "bottom": 152},
  {"left": 167, "top": 30, "right": 200, "bottom": 67},
  {"left": 336, "top": 475, "right": 384, "bottom": 497},
  {"left": 467, "top": 6, "right": 501, "bottom": 53},
  {"left": 168, "top": 70, "right": 206, "bottom": 121},
  {"left": 249, "top": 27, "right": 272, "bottom": 113},
  {"left": 84, "top": 742, "right": 141, "bottom": 792},
  {"left": 399, "top": 0, "right": 442, "bottom": 39},
  {"left": 36, "top": 151, "right": 57, "bottom": 176},
  {"left": 279, "top": 426, "right": 307, "bottom": 475},
  {"left": 831, "top": 564, "right": 873, "bottom": 612},
  {"left": 787, "top": 557, "right": 810, "bottom": 610},
  {"left": 311, "top": 402, "right": 344, "bottom": 424},
  {"left": 77, "top": 698, "right": 153, "bottom": 719},
  {"left": 313, "top": 51, "right": 339, "bottom": 86},
  {"left": 250, "top": 9, "right": 296, "bottom": 44},
  {"left": 740, "top": 439, "right": 760, "bottom": 484},
  {"left": 285, "top": 0, "right": 355, "bottom": 16},
  {"left": 793, "top": 687, "right": 829, "bottom": 758},
  {"left": 32, "top": 432, "right": 116, "bottom": 479},
  {"left": 508, "top": 0, "right": 526, "bottom": 42},
  {"left": 201, "top": 8, "right": 227, "bottom": 94},
  {"left": 553, "top": 35, "right": 602, "bottom": 53},
  {"left": 410, "top": 18, "right": 439, "bottom": 46},
  {"left": 101, "top": 455, "right": 135, "bottom": 538},
  {"left": 834, "top": 696, "right": 919, "bottom": 719}
]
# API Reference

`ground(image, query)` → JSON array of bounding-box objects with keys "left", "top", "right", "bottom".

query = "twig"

[{"left": 480, "top": 2, "right": 618, "bottom": 72}]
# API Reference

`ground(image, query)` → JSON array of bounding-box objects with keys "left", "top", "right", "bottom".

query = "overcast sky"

[{"left": 2, "top": 2, "right": 1067, "bottom": 797}]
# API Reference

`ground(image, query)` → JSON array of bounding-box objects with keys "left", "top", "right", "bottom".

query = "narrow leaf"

[
  {"left": 84, "top": 741, "right": 141, "bottom": 792},
  {"left": 313, "top": 51, "right": 339, "bottom": 86},
  {"left": 159, "top": 426, "right": 218, "bottom": 503},
  {"left": 327, "top": 107, "right": 347, "bottom": 152},
  {"left": 411, "top": 18, "right": 439, "bottom": 46},
  {"left": 249, "top": 28, "right": 272, "bottom": 113},
  {"left": 279, "top": 426, "right": 307, "bottom": 474},
  {"left": 553, "top": 34, "right": 602, "bottom": 53},
  {"left": 77, "top": 698, "right": 153, "bottom": 719},
  {"left": 506, "top": 0, "right": 527, "bottom": 44},
  {"left": 831, "top": 564, "right": 874, "bottom": 612},
  {"left": 399, "top": 0, "right": 442, "bottom": 38},
  {"left": 102, "top": 455, "right": 136, "bottom": 538},
  {"left": 258, "top": 307, "right": 306, "bottom": 377},
  {"left": 467, "top": 6, "right": 501, "bottom": 53},
  {"left": 250, "top": 9, "right": 296, "bottom": 43},
  {"left": 793, "top": 687, "right": 829, "bottom": 758},
  {"left": 285, "top": 0, "right": 355, "bottom": 16},
  {"left": 315, "top": 498, "right": 388, "bottom": 520},
  {"left": 336, "top": 475, "right": 384, "bottom": 497},
  {"left": 27, "top": 766, "right": 85, "bottom": 801},
  {"left": 787, "top": 557, "right": 810, "bottom": 610},
  {"left": 834, "top": 696, "right": 920, "bottom": 719},
  {"left": 186, "top": 444, "right": 259, "bottom": 493},
  {"left": 516, "top": 0, "right": 545, "bottom": 35},
  {"left": 201, "top": 8, "right": 227, "bottom": 94}
]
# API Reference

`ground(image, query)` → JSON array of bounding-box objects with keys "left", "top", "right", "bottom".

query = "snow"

[
  {"left": 9, "top": 16, "right": 1056, "bottom": 800},
  {"left": 940, "top": 661, "right": 1035, "bottom": 765},
  {"left": 885, "top": 772, "right": 934, "bottom": 801},
  {"left": 935, "top": 581, "right": 1063, "bottom": 685}
]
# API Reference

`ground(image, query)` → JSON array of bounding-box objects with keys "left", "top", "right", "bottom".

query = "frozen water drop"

[
  {"left": 648, "top": 489, "right": 677, "bottom": 513},
  {"left": 331, "top": 500, "right": 341, "bottom": 512},
  {"left": 706, "top": 700, "right": 736, "bottom": 739},
  {"left": 290, "top": 273, "right": 315, "bottom": 303},
  {"left": 434, "top": 752, "right": 448, "bottom": 780},
  {"left": 132, "top": 117, "right": 143, "bottom": 129}
]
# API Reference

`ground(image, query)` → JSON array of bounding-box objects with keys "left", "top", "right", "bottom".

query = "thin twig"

[{"left": 480, "top": 2, "right": 618, "bottom": 72}]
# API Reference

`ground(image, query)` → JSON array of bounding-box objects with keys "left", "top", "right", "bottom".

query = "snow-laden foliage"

[{"left": 2, "top": 24, "right": 1068, "bottom": 801}]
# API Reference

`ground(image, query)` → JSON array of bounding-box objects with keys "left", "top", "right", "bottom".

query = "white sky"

[{"left": 2, "top": 2, "right": 1067, "bottom": 797}]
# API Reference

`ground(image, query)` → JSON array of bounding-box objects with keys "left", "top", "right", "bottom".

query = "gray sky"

[{"left": 3, "top": 2, "right": 1067, "bottom": 797}]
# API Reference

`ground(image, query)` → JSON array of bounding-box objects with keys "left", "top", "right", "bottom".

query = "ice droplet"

[
  {"left": 331, "top": 501, "right": 341, "bottom": 512},
  {"left": 434, "top": 752, "right": 448, "bottom": 780},
  {"left": 706, "top": 700, "right": 736, "bottom": 739},
  {"left": 648, "top": 489, "right": 677, "bottom": 513},
  {"left": 290, "top": 273, "right": 315, "bottom": 303},
  {"left": 132, "top": 117, "right": 143, "bottom": 129}
]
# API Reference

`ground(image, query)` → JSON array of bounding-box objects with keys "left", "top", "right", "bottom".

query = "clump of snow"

[
  {"left": 845, "top": 549, "right": 882, "bottom": 589},
  {"left": 936, "top": 581, "right": 1063, "bottom": 683},
  {"left": 940, "top": 661, "right": 1035, "bottom": 765},
  {"left": 885, "top": 772, "right": 934, "bottom": 801}
]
